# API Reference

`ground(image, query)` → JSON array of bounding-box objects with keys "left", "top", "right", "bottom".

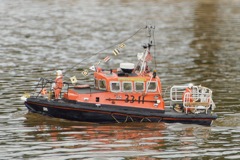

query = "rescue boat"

[{"left": 23, "top": 26, "right": 217, "bottom": 126}]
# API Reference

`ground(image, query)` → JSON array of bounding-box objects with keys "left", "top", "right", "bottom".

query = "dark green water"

[{"left": 0, "top": 0, "right": 239, "bottom": 159}]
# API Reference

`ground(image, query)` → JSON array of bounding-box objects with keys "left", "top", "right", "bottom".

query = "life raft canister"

[{"left": 41, "top": 88, "right": 47, "bottom": 95}]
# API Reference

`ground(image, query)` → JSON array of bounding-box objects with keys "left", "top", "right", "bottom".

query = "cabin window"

[
  {"left": 94, "top": 79, "right": 98, "bottom": 89},
  {"left": 147, "top": 81, "right": 157, "bottom": 92},
  {"left": 99, "top": 80, "right": 106, "bottom": 90},
  {"left": 110, "top": 81, "right": 121, "bottom": 92},
  {"left": 135, "top": 81, "right": 144, "bottom": 92},
  {"left": 122, "top": 81, "right": 132, "bottom": 92}
]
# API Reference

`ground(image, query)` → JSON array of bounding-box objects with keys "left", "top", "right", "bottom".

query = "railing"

[
  {"left": 183, "top": 92, "right": 212, "bottom": 114},
  {"left": 33, "top": 78, "right": 70, "bottom": 100},
  {"left": 169, "top": 85, "right": 215, "bottom": 114}
]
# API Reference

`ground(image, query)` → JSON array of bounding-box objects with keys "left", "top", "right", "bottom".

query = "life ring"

[{"left": 41, "top": 88, "right": 47, "bottom": 95}]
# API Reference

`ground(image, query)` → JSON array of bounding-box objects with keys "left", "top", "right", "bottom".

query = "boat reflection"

[
  {"left": 23, "top": 112, "right": 211, "bottom": 153},
  {"left": 23, "top": 113, "right": 167, "bottom": 150}
]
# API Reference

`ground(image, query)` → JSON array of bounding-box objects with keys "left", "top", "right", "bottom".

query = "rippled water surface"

[{"left": 0, "top": 0, "right": 240, "bottom": 159}]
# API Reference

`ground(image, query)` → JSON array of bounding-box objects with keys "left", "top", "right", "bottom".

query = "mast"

[{"left": 138, "top": 25, "right": 155, "bottom": 75}]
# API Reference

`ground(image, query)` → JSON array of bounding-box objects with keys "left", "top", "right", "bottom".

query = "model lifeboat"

[{"left": 23, "top": 26, "right": 217, "bottom": 125}]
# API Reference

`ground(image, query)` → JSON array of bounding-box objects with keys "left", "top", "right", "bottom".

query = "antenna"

[{"left": 138, "top": 25, "right": 155, "bottom": 75}]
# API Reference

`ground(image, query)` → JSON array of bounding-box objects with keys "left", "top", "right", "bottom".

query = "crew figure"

[
  {"left": 54, "top": 70, "right": 63, "bottom": 99},
  {"left": 182, "top": 83, "right": 194, "bottom": 102}
]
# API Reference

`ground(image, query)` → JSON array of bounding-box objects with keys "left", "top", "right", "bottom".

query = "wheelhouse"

[{"left": 93, "top": 69, "right": 162, "bottom": 94}]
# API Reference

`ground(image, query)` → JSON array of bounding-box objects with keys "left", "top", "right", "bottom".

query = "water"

[{"left": 0, "top": 0, "right": 240, "bottom": 159}]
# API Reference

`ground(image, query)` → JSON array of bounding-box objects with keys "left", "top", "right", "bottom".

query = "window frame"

[
  {"left": 98, "top": 79, "right": 106, "bottom": 90},
  {"left": 94, "top": 79, "right": 99, "bottom": 89},
  {"left": 146, "top": 81, "right": 157, "bottom": 92},
  {"left": 110, "top": 81, "right": 121, "bottom": 92},
  {"left": 122, "top": 81, "right": 133, "bottom": 92},
  {"left": 134, "top": 81, "right": 145, "bottom": 92}
]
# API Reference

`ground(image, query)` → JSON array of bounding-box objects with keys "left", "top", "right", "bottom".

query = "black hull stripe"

[
  {"left": 25, "top": 100, "right": 217, "bottom": 121},
  {"left": 26, "top": 101, "right": 165, "bottom": 119}
]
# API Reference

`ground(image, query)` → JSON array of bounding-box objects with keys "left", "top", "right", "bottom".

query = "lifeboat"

[{"left": 23, "top": 26, "right": 217, "bottom": 125}]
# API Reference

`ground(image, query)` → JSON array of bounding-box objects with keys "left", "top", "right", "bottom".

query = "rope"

[
  {"left": 145, "top": 74, "right": 153, "bottom": 94},
  {"left": 129, "top": 116, "right": 134, "bottom": 122},
  {"left": 140, "top": 117, "right": 151, "bottom": 122},
  {"left": 112, "top": 114, "right": 134, "bottom": 123},
  {"left": 158, "top": 117, "right": 163, "bottom": 123},
  {"left": 124, "top": 116, "right": 129, "bottom": 123},
  {"left": 64, "top": 27, "right": 145, "bottom": 75},
  {"left": 111, "top": 114, "right": 121, "bottom": 123},
  {"left": 152, "top": 26, "right": 157, "bottom": 69},
  {"left": 163, "top": 85, "right": 173, "bottom": 98},
  {"left": 145, "top": 117, "right": 151, "bottom": 122},
  {"left": 124, "top": 116, "right": 134, "bottom": 122}
]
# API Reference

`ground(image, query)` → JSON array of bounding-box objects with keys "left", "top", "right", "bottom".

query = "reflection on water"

[
  {"left": 24, "top": 113, "right": 166, "bottom": 148},
  {"left": 190, "top": 1, "right": 220, "bottom": 83},
  {"left": 1, "top": 113, "right": 238, "bottom": 159},
  {"left": 0, "top": 0, "right": 240, "bottom": 159}
]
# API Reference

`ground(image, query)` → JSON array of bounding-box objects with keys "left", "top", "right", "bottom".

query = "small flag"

[
  {"left": 20, "top": 92, "right": 30, "bottom": 101},
  {"left": 95, "top": 61, "right": 101, "bottom": 66},
  {"left": 70, "top": 76, "right": 78, "bottom": 84},
  {"left": 118, "top": 43, "right": 126, "bottom": 48},
  {"left": 82, "top": 69, "right": 88, "bottom": 77},
  {"left": 89, "top": 65, "right": 96, "bottom": 71},
  {"left": 145, "top": 52, "right": 153, "bottom": 62},
  {"left": 23, "top": 92, "right": 30, "bottom": 98},
  {"left": 103, "top": 56, "right": 111, "bottom": 62},
  {"left": 137, "top": 52, "right": 144, "bottom": 60},
  {"left": 113, "top": 49, "right": 120, "bottom": 56}
]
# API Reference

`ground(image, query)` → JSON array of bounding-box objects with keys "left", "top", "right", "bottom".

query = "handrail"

[
  {"left": 183, "top": 92, "right": 211, "bottom": 114},
  {"left": 169, "top": 85, "right": 215, "bottom": 114},
  {"left": 34, "top": 78, "right": 70, "bottom": 99}
]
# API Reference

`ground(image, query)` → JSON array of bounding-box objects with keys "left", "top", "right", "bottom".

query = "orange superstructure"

[{"left": 64, "top": 68, "right": 164, "bottom": 111}]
